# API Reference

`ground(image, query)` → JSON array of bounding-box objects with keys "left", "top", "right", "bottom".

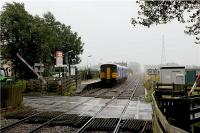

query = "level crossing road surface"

[{"left": 24, "top": 96, "right": 152, "bottom": 120}]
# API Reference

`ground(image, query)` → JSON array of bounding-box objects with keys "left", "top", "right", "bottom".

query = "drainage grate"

[
  {"left": 87, "top": 118, "right": 119, "bottom": 131},
  {"left": 120, "top": 119, "right": 152, "bottom": 132}
]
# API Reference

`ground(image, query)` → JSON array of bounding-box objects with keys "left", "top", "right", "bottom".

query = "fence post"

[
  {"left": 75, "top": 68, "right": 78, "bottom": 88},
  {"left": 156, "top": 83, "right": 158, "bottom": 91},
  {"left": 58, "top": 80, "right": 62, "bottom": 96},
  {"left": 185, "top": 84, "right": 188, "bottom": 96},
  {"left": 172, "top": 83, "right": 175, "bottom": 96}
]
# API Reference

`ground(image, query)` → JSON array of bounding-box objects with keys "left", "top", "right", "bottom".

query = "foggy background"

[{"left": 1, "top": 0, "right": 200, "bottom": 70}]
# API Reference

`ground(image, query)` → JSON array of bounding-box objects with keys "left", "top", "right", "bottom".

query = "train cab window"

[
  {"left": 101, "top": 65, "right": 106, "bottom": 72},
  {"left": 111, "top": 65, "right": 117, "bottom": 72}
]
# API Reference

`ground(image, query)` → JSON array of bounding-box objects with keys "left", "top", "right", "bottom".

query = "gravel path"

[
  {"left": 0, "top": 118, "right": 19, "bottom": 128},
  {"left": 40, "top": 126, "right": 78, "bottom": 133}
]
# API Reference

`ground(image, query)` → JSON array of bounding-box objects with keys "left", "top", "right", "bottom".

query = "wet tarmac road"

[{"left": 24, "top": 96, "right": 152, "bottom": 120}]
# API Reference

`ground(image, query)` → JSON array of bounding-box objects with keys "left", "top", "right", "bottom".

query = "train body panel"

[{"left": 100, "top": 63, "right": 128, "bottom": 86}]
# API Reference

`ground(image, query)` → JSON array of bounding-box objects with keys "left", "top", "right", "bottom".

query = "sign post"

[
  {"left": 55, "top": 51, "right": 63, "bottom": 67},
  {"left": 34, "top": 63, "right": 44, "bottom": 73},
  {"left": 55, "top": 51, "right": 63, "bottom": 78}
]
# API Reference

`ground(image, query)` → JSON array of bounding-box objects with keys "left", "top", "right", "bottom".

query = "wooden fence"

[
  {"left": 155, "top": 83, "right": 200, "bottom": 97},
  {"left": 152, "top": 92, "right": 188, "bottom": 133},
  {"left": 153, "top": 86, "right": 200, "bottom": 133},
  {"left": 1, "top": 85, "right": 23, "bottom": 108},
  {"left": 25, "top": 74, "right": 81, "bottom": 95}
]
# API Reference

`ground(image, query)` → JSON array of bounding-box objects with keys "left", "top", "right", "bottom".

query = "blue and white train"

[{"left": 100, "top": 63, "right": 128, "bottom": 86}]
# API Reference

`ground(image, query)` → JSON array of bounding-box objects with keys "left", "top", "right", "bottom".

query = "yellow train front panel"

[
  {"left": 100, "top": 72, "right": 105, "bottom": 79},
  {"left": 106, "top": 67, "right": 111, "bottom": 79}
]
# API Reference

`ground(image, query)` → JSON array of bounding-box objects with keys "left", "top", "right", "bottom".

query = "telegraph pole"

[{"left": 161, "top": 35, "right": 166, "bottom": 66}]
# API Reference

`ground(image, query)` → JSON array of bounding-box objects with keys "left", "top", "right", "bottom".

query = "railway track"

[
  {"left": 0, "top": 84, "right": 119, "bottom": 133},
  {"left": 79, "top": 77, "right": 132, "bottom": 97},
  {"left": 0, "top": 78, "right": 132, "bottom": 132},
  {"left": 1, "top": 76, "right": 152, "bottom": 133},
  {"left": 80, "top": 86, "right": 114, "bottom": 97},
  {"left": 77, "top": 78, "right": 140, "bottom": 133},
  {"left": 28, "top": 78, "right": 138, "bottom": 133}
]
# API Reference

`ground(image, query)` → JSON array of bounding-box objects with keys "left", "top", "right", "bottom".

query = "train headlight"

[{"left": 112, "top": 73, "right": 117, "bottom": 78}]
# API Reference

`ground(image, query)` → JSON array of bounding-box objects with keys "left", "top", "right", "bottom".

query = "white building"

[{"left": 160, "top": 66, "right": 185, "bottom": 84}]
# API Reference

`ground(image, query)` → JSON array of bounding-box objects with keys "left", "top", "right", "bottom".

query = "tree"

[
  {"left": 40, "top": 12, "right": 84, "bottom": 75},
  {"left": 38, "top": 12, "right": 83, "bottom": 66},
  {"left": 0, "top": 2, "right": 41, "bottom": 79},
  {"left": 0, "top": 2, "right": 84, "bottom": 79},
  {"left": 132, "top": 1, "right": 200, "bottom": 44}
]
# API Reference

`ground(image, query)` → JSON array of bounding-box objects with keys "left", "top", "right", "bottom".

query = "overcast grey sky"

[{"left": 1, "top": 0, "right": 200, "bottom": 68}]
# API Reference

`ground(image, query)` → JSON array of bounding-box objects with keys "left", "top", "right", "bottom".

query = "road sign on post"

[
  {"left": 34, "top": 63, "right": 44, "bottom": 73},
  {"left": 55, "top": 51, "right": 63, "bottom": 67}
]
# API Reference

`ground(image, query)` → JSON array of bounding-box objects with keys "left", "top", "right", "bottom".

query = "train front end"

[{"left": 100, "top": 64, "right": 118, "bottom": 86}]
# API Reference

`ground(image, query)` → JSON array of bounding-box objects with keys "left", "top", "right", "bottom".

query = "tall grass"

[{"left": 144, "top": 74, "right": 159, "bottom": 102}]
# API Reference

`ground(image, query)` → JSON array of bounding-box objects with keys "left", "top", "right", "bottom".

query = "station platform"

[
  {"left": 81, "top": 79, "right": 100, "bottom": 85},
  {"left": 76, "top": 79, "right": 101, "bottom": 93}
]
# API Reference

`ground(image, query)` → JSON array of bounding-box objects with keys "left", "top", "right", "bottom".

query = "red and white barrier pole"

[{"left": 188, "top": 74, "right": 200, "bottom": 96}]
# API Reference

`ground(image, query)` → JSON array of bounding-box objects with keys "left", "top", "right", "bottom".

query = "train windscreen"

[
  {"left": 111, "top": 65, "right": 117, "bottom": 72},
  {"left": 101, "top": 65, "right": 106, "bottom": 72}
]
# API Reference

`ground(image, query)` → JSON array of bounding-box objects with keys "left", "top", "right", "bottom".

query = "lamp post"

[{"left": 87, "top": 55, "right": 92, "bottom": 79}]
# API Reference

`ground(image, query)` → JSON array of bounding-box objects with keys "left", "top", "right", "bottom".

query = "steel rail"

[
  {"left": 29, "top": 99, "right": 93, "bottom": 133},
  {"left": 80, "top": 80, "right": 123, "bottom": 97},
  {"left": 81, "top": 87, "right": 112, "bottom": 97},
  {"left": 76, "top": 97, "right": 116, "bottom": 133},
  {"left": 113, "top": 80, "right": 140, "bottom": 133},
  {"left": 80, "top": 88, "right": 100, "bottom": 96},
  {"left": 0, "top": 102, "right": 64, "bottom": 133},
  {"left": 0, "top": 112, "right": 41, "bottom": 132},
  {"left": 1, "top": 77, "right": 134, "bottom": 133},
  {"left": 28, "top": 84, "right": 121, "bottom": 133},
  {"left": 140, "top": 121, "right": 148, "bottom": 133},
  {"left": 76, "top": 78, "right": 138, "bottom": 133},
  {"left": 1, "top": 81, "right": 118, "bottom": 133}
]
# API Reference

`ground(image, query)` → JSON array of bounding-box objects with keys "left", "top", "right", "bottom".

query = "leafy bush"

[
  {"left": 144, "top": 75, "right": 160, "bottom": 102},
  {"left": 15, "top": 80, "right": 26, "bottom": 91},
  {"left": 79, "top": 69, "right": 99, "bottom": 80},
  {"left": 64, "top": 85, "right": 76, "bottom": 96}
]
